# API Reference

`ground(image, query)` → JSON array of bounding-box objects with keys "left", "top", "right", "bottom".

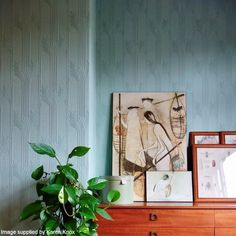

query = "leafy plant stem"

[
  {"left": 55, "top": 156, "right": 62, "bottom": 166},
  {"left": 63, "top": 203, "right": 75, "bottom": 217}
]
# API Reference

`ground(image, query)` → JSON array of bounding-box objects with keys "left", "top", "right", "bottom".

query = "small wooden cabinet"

[{"left": 97, "top": 203, "right": 236, "bottom": 236}]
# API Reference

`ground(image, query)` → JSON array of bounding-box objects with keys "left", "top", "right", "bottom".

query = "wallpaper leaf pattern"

[{"left": 0, "top": 0, "right": 91, "bottom": 229}]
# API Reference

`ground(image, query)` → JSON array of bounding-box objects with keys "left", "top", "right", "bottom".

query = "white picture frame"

[{"left": 146, "top": 171, "right": 193, "bottom": 202}]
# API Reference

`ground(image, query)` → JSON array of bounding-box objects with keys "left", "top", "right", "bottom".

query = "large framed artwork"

[
  {"left": 193, "top": 144, "right": 236, "bottom": 202},
  {"left": 112, "top": 92, "right": 187, "bottom": 201}
]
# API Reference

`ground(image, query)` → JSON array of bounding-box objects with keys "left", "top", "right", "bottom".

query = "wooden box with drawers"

[{"left": 97, "top": 203, "right": 236, "bottom": 236}]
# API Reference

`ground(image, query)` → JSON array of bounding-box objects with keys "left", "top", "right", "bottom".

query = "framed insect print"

[
  {"left": 193, "top": 144, "right": 236, "bottom": 202},
  {"left": 220, "top": 131, "right": 236, "bottom": 144},
  {"left": 190, "top": 132, "right": 220, "bottom": 145},
  {"left": 112, "top": 92, "right": 187, "bottom": 201}
]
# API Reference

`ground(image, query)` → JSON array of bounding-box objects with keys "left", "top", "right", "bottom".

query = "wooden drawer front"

[
  {"left": 215, "top": 228, "right": 236, "bottom": 236},
  {"left": 98, "top": 227, "right": 214, "bottom": 236},
  {"left": 98, "top": 209, "right": 214, "bottom": 228},
  {"left": 215, "top": 210, "right": 236, "bottom": 227}
]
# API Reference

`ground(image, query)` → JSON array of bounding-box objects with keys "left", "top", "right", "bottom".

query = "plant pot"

[{"left": 101, "top": 176, "right": 134, "bottom": 204}]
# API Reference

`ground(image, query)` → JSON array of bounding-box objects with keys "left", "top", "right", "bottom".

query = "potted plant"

[{"left": 20, "top": 143, "right": 120, "bottom": 236}]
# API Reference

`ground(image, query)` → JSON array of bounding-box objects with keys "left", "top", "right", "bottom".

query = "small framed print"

[
  {"left": 146, "top": 171, "right": 193, "bottom": 202},
  {"left": 190, "top": 132, "right": 220, "bottom": 145},
  {"left": 220, "top": 131, "right": 236, "bottom": 144},
  {"left": 193, "top": 144, "right": 236, "bottom": 202}
]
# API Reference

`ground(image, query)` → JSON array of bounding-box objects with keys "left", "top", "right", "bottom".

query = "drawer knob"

[
  {"left": 149, "top": 213, "right": 158, "bottom": 221},
  {"left": 149, "top": 232, "right": 158, "bottom": 236}
]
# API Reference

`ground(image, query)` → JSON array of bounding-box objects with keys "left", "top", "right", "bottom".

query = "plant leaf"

[
  {"left": 45, "top": 217, "right": 59, "bottom": 230},
  {"left": 87, "top": 177, "right": 107, "bottom": 190},
  {"left": 41, "top": 184, "right": 63, "bottom": 195},
  {"left": 36, "top": 183, "right": 45, "bottom": 197},
  {"left": 79, "top": 207, "right": 96, "bottom": 220},
  {"left": 62, "top": 165, "right": 78, "bottom": 182},
  {"left": 64, "top": 218, "right": 77, "bottom": 231},
  {"left": 68, "top": 146, "right": 90, "bottom": 158},
  {"left": 107, "top": 190, "right": 120, "bottom": 203},
  {"left": 96, "top": 207, "right": 112, "bottom": 220},
  {"left": 19, "top": 201, "right": 42, "bottom": 221},
  {"left": 58, "top": 186, "right": 68, "bottom": 204},
  {"left": 65, "top": 185, "right": 78, "bottom": 206},
  {"left": 31, "top": 165, "right": 44, "bottom": 180},
  {"left": 79, "top": 193, "right": 99, "bottom": 209},
  {"left": 29, "top": 143, "right": 56, "bottom": 158}
]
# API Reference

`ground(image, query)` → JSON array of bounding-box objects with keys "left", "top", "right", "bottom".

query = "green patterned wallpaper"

[
  {"left": 96, "top": 0, "right": 236, "bottom": 176},
  {"left": 0, "top": 0, "right": 92, "bottom": 229}
]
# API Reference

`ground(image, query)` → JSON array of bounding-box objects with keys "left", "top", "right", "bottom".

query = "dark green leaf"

[
  {"left": 65, "top": 185, "right": 78, "bottom": 206},
  {"left": 58, "top": 186, "right": 68, "bottom": 204},
  {"left": 19, "top": 201, "right": 42, "bottom": 221},
  {"left": 68, "top": 146, "right": 90, "bottom": 158},
  {"left": 62, "top": 165, "right": 78, "bottom": 182},
  {"left": 64, "top": 218, "right": 77, "bottom": 231},
  {"left": 107, "top": 190, "right": 120, "bottom": 203},
  {"left": 31, "top": 165, "right": 44, "bottom": 180},
  {"left": 41, "top": 184, "right": 62, "bottom": 195},
  {"left": 45, "top": 217, "right": 59, "bottom": 230},
  {"left": 79, "top": 207, "right": 96, "bottom": 220},
  {"left": 96, "top": 207, "right": 112, "bottom": 220},
  {"left": 87, "top": 177, "right": 107, "bottom": 190},
  {"left": 54, "top": 173, "right": 65, "bottom": 185},
  {"left": 29, "top": 143, "right": 56, "bottom": 157},
  {"left": 36, "top": 183, "right": 45, "bottom": 197}
]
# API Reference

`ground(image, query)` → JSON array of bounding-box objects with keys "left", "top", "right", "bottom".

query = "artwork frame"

[
  {"left": 146, "top": 171, "right": 193, "bottom": 202},
  {"left": 190, "top": 132, "right": 220, "bottom": 145},
  {"left": 112, "top": 92, "right": 187, "bottom": 201},
  {"left": 193, "top": 144, "right": 236, "bottom": 203},
  {"left": 220, "top": 131, "right": 236, "bottom": 144}
]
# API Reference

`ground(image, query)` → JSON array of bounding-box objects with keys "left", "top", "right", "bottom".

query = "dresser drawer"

[
  {"left": 215, "top": 210, "right": 236, "bottom": 227},
  {"left": 215, "top": 228, "right": 236, "bottom": 236},
  {"left": 98, "top": 227, "right": 214, "bottom": 236},
  {"left": 98, "top": 209, "right": 214, "bottom": 228}
]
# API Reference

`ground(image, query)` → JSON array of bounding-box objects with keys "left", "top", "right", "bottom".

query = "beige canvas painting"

[{"left": 112, "top": 92, "right": 187, "bottom": 201}]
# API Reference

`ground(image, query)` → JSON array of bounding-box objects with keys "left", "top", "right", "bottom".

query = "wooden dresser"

[{"left": 97, "top": 202, "right": 236, "bottom": 236}]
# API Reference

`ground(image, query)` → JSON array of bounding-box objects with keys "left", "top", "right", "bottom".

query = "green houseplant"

[{"left": 20, "top": 143, "right": 120, "bottom": 236}]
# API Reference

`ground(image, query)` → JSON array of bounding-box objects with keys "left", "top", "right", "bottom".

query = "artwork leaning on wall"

[{"left": 112, "top": 92, "right": 187, "bottom": 201}]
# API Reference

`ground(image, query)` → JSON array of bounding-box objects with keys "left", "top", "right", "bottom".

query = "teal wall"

[
  {"left": 0, "top": 0, "right": 94, "bottom": 229},
  {"left": 96, "top": 0, "right": 236, "bottom": 176}
]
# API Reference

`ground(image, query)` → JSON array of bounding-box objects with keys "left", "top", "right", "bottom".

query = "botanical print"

[
  {"left": 146, "top": 171, "right": 193, "bottom": 202},
  {"left": 197, "top": 148, "right": 236, "bottom": 198},
  {"left": 112, "top": 92, "right": 187, "bottom": 201},
  {"left": 194, "top": 135, "right": 219, "bottom": 144}
]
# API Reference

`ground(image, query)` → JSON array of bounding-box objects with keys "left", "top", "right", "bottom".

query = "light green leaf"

[
  {"left": 19, "top": 201, "right": 42, "bottom": 221},
  {"left": 41, "top": 184, "right": 63, "bottom": 195},
  {"left": 107, "top": 190, "right": 120, "bottom": 203},
  {"left": 79, "top": 224, "right": 90, "bottom": 235},
  {"left": 62, "top": 165, "right": 78, "bottom": 182},
  {"left": 29, "top": 143, "right": 56, "bottom": 157},
  {"left": 65, "top": 185, "right": 78, "bottom": 206},
  {"left": 58, "top": 186, "right": 68, "bottom": 204},
  {"left": 31, "top": 165, "right": 44, "bottom": 180},
  {"left": 79, "top": 193, "right": 99, "bottom": 209},
  {"left": 68, "top": 146, "right": 90, "bottom": 158},
  {"left": 79, "top": 207, "right": 96, "bottom": 220},
  {"left": 96, "top": 207, "right": 112, "bottom": 220},
  {"left": 87, "top": 177, "right": 107, "bottom": 190}
]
